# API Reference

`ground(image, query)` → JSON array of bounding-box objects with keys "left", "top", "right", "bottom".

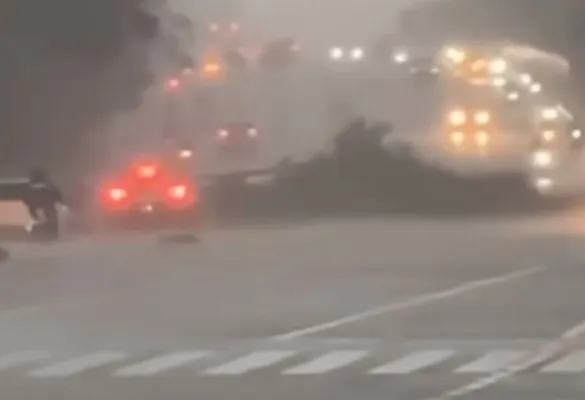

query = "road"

[{"left": 0, "top": 211, "right": 584, "bottom": 399}]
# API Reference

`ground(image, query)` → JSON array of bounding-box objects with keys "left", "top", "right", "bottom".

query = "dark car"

[
  {"left": 260, "top": 38, "right": 300, "bottom": 68},
  {"left": 216, "top": 122, "right": 259, "bottom": 153},
  {"left": 96, "top": 157, "right": 199, "bottom": 229},
  {"left": 408, "top": 56, "right": 439, "bottom": 76}
]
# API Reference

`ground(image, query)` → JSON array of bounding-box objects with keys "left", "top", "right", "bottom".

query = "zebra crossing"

[{"left": 0, "top": 347, "right": 582, "bottom": 378}]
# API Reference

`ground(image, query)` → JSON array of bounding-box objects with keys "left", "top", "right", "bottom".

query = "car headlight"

[
  {"left": 520, "top": 73, "right": 532, "bottom": 85},
  {"left": 393, "top": 52, "right": 408, "bottom": 63},
  {"left": 178, "top": 149, "right": 193, "bottom": 158},
  {"left": 542, "top": 130, "right": 556, "bottom": 141},
  {"left": 475, "top": 111, "right": 490, "bottom": 124},
  {"left": 532, "top": 150, "right": 553, "bottom": 167},
  {"left": 492, "top": 77, "right": 506, "bottom": 87},
  {"left": 450, "top": 131, "right": 465, "bottom": 145},
  {"left": 507, "top": 91, "right": 519, "bottom": 101},
  {"left": 572, "top": 129, "right": 582, "bottom": 139},
  {"left": 541, "top": 108, "right": 559, "bottom": 120},
  {"left": 475, "top": 131, "right": 489, "bottom": 146},
  {"left": 351, "top": 47, "right": 364, "bottom": 60},
  {"left": 449, "top": 109, "right": 466, "bottom": 125},
  {"left": 534, "top": 177, "right": 553, "bottom": 191},
  {"left": 445, "top": 47, "right": 465, "bottom": 63},
  {"left": 530, "top": 82, "right": 542, "bottom": 93},
  {"left": 329, "top": 47, "right": 343, "bottom": 59},
  {"left": 489, "top": 58, "right": 507, "bottom": 74}
]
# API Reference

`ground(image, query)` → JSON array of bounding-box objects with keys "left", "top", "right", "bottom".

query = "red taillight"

[
  {"left": 165, "top": 183, "right": 196, "bottom": 208},
  {"left": 137, "top": 164, "right": 157, "bottom": 178},
  {"left": 102, "top": 185, "right": 131, "bottom": 211},
  {"left": 168, "top": 184, "right": 187, "bottom": 200},
  {"left": 109, "top": 188, "right": 127, "bottom": 201}
]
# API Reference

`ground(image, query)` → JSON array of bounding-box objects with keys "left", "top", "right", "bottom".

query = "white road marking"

[
  {"left": 368, "top": 350, "right": 454, "bottom": 374},
  {"left": 454, "top": 351, "right": 527, "bottom": 373},
  {"left": 540, "top": 350, "right": 585, "bottom": 373},
  {"left": 282, "top": 351, "right": 368, "bottom": 375},
  {"left": 0, "top": 351, "right": 51, "bottom": 370},
  {"left": 115, "top": 351, "right": 211, "bottom": 377},
  {"left": 7, "top": 347, "right": 585, "bottom": 378},
  {"left": 29, "top": 352, "right": 127, "bottom": 377},
  {"left": 427, "top": 311, "right": 585, "bottom": 398},
  {"left": 272, "top": 267, "right": 544, "bottom": 340},
  {"left": 203, "top": 351, "right": 294, "bottom": 375}
]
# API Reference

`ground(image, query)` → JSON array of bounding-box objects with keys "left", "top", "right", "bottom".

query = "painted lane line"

[
  {"left": 115, "top": 351, "right": 211, "bottom": 377},
  {"left": 454, "top": 351, "right": 527, "bottom": 373},
  {"left": 203, "top": 351, "right": 294, "bottom": 375},
  {"left": 29, "top": 352, "right": 127, "bottom": 377},
  {"left": 368, "top": 350, "right": 454, "bottom": 374},
  {"left": 540, "top": 350, "right": 585, "bottom": 373},
  {"left": 282, "top": 351, "right": 368, "bottom": 375},
  {"left": 0, "top": 351, "right": 51, "bottom": 370},
  {"left": 272, "top": 267, "right": 545, "bottom": 340}
]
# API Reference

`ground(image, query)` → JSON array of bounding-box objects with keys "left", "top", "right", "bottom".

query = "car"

[
  {"left": 96, "top": 157, "right": 199, "bottom": 229},
  {"left": 525, "top": 145, "right": 577, "bottom": 198},
  {"left": 498, "top": 82, "right": 522, "bottom": 101},
  {"left": 260, "top": 38, "right": 300, "bottom": 68},
  {"left": 0, "top": 179, "right": 70, "bottom": 240},
  {"left": 215, "top": 122, "right": 259, "bottom": 154},
  {"left": 442, "top": 46, "right": 507, "bottom": 86},
  {"left": 444, "top": 107, "right": 493, "bottom": 154},
  {"left": 533, "top": 106, "right": 581, "bottom": 145},
  {"left": 328, "top": 46, "right": 365, "bottom": 62},
  {"left": 408, "top": 56, "right": 440, "bottom": 77}
]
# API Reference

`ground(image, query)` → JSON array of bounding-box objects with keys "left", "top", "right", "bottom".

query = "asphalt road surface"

[{"left": 0, "top": 210, "right": 585, "bottom": 399}]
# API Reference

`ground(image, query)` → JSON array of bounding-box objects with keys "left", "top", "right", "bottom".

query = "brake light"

[
  {"left": 137, "top": 164, "right": 157, "bottom": 178},
  {"left": 109, "top": 188, "right": 127, "bottom": 201},
  {"left": 164, "top": 183, "right": 197, "bottom": 208},
  {"left": 218, "top": 129, "right": 229, "bottom": 138},
  {"left": 168, "top": 184, "right": 187, "bottom": 200},
  {"left": 101, "top": 184, "right": 131, "bottom": 212}
]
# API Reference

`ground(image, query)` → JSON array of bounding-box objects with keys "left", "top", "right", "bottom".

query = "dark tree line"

[{"left": 0, "top": 0, "right": 190, "bottom": 177}]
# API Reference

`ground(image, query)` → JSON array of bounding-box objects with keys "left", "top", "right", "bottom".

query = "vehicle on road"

[
  {"left": 526, "top": 132, "right": 583, "bottom": 197},
  {"left": 259, "top": 37, "right": 300, "bottom": 68},
  {"left": 328, "top": 46, "right": 365, "bottom": 62},
  {"left": 408, "top": 56, "right": 440, "bottom": 80},
  {"left": 0, "top": 178, "right": 70, "bottom": 240},
  {"left": 533, "top": 106, "right": 584, "bottom": 148},
  {"left": 443, "top": 107, "right": 494, "bottom": 154},
  {"left": 442, "top": 46, "right": 507, "bottom": 86},
  {"left": 215, "top": 122, "right": 260, "bottom": 155},
  {"left": 96, "top": 157, "right": 199, "bottom": 228}
]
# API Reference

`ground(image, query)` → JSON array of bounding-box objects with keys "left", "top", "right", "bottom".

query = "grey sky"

[{"left": 167, "top": 0, "right": 435, "bottom": 44}]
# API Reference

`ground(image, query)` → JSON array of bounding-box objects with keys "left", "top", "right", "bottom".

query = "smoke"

[{"left": 0, "top": 0, "right": 192, "bottom": 177}]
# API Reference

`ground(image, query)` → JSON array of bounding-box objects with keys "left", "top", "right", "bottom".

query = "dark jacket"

[{"left": 25, "top": 178, "right": 63, "bottom": 222}]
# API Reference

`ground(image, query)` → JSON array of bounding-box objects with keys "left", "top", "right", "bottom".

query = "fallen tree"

[{"left": 204, "top": 121, "right": 572, "bottom": 221}]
